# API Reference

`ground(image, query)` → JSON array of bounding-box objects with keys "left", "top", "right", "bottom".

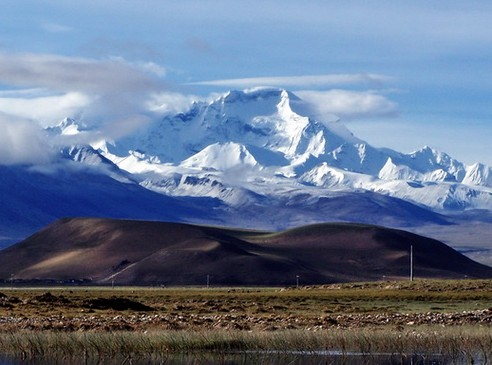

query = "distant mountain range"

[
  {"left": 1, "top": 88, "right": 492, "bottom": 250},
  {"left": 1, "top": 218, "right": 490, "bottom": 285},
  {"left": 94, "top": 88, "right": 491, "bottom": 212}
]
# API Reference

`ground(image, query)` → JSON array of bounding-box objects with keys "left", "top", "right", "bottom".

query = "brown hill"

[{"left": 0, "top": 218, "right": 490, "bottom": 285}]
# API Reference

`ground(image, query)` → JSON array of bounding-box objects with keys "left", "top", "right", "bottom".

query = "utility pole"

[
  {"left": 410, "top": 245, "right": 414, "bottom": 282},
  {"left": 206, "top": 274, "right": 210, "bottom": 289}
]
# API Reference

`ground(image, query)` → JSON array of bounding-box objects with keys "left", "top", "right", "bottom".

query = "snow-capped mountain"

[
  {"left": 4, "top": 87, "right": 492, "bottom": 249},
  {"left": 103, "top": 89, "right": 356, "bottom": 171},
  {"left": 46, "top": 117, "right": 89, "bottom": 136},
  {"left": 65, "top": 87, "right": 489, "bottom": 214},
  {"left": 4, "top": 87, "right": 492, "bottom": 256}
]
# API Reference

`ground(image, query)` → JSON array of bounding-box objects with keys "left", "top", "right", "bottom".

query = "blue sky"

[{"left": 0, "top": 0, "right": 491, "bottom": 165}]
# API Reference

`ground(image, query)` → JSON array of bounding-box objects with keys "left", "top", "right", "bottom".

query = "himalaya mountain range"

[
  {"left": 2, "top": 88, "right": 492, "bottom": 258},
  {"left": 84, "top": 88, "right": 492, "bottom": 209}
]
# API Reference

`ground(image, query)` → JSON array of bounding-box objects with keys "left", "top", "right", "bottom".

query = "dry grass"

[
  {"left": 0, "top": 326, "right": 491, "bottom": 363},
  {"left": 1, "top": 280, "right": 492, "bottom": 361},
  {"left": 3, "top": 279, "right": 492, "bottom": 318}
]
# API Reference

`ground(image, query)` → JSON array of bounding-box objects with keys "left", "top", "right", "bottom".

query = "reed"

[{"left": 0, "top": 326, "right": 491, "bottom": 362}]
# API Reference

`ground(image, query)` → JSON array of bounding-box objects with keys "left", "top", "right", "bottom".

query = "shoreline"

[{"left": 0, "top": 327, "right": 490, "bottom": 362}]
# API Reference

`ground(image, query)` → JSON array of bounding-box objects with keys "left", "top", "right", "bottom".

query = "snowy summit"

[{"left": 46, "top": 88, "right": 492, "bottom": 214}]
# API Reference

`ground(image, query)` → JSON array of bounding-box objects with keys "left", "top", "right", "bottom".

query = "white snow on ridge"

[
  {"left": 463, "top": 163, "right": 492, "bottom": 187},
  {"left": 181, "top": 142, "right": 259, "bottom": 171},
  {"left": 378, "top": 157, "right": 421, "bottom": 181},
  {"left": 47, "top": 87, "right": 492, "bottom": 213}
]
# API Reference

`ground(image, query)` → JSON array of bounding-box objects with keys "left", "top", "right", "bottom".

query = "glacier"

[{"left": 72, "top": 87, "right": 492, "bottom": 213}]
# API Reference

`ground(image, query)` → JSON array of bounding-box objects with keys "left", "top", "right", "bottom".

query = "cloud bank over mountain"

[
  {"left": 0, "top": 113, "right": 52, "bottom": 165},
  {"left": 0, "top": 53, "right": 164, "bottom": 135},
  {"left": 0, "top": 52, "right": 404, "bottom": 167},
  {"left": 0, "top": 53, "right": 169, "bottom": 164},
  {"left": 188, "top": 74, "right": 392, "bottom": 88},
  {"left": 1, "top": 2, "right": 490, "bottom": 165},
  {"left": 296, "top": 89, "right": 399, "bottom": 121}
]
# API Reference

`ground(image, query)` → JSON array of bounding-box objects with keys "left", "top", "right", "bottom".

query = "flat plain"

[
  {"left": 3, "top": 279, "right": 492, "bottom": 330},
  {"left": 1, "top": 280, "right": 492, "bottom": 363}
]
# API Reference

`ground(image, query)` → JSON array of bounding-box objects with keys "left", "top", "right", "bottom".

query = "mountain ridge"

[
  {"left": 2, "top": 87, "right": 492, "bottom": 253},
  {"left": 79, "top": 88, "right": 491, "bottom": 213}
]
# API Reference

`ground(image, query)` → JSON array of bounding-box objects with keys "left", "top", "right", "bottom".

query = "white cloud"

[
  {"left": 0, "top": 88, "right": 48, "bottom": 98},
  {"left": 0, "top": 52, "right": 172, "bottom": 165},
  {"left": 146, "top": 92, "right": 200, "bottom": 114},
  {"left": 0, "top": 92, "right": 91, "bottom": 125},
  {"left": 0, "top": 52, "right": 167, "bottom": 133},
  {"left": 297, "top": 89, "right": 399, "bottom": 121},
  {"left": 0, "top": 113, "right": 52, "bottom": 165},
  {"left": 138, "top": 61, "right": 167, "bottom": 77},
  {"left": 41, "top": 22, "right": 73, "bottom": 33},
  {"left": 0, "top": 53, "right": 161, "bottom": 95},
  {"left": 188, "top": 74, "right": 392, "bottom": 89}
]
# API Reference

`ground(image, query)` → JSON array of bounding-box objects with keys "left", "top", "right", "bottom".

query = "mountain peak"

[
  {"left": 47, "top": 118, "right": 88, "bottom": 136},
  {"left": 216, "top": 88, "right": 304, "bottom": 115},
  {"left": 414, "top": 145, "right": 438, "bottom": 155},
  {"left": 220, "top": 87, "right": 297, "bottom": 102},
  {"left": 113, "top": 88, "right": 344, "bottom": 164},
  {"left": 86, "top": 87, "right": 492, "bottom": 214},
  {"left": 407, "top": 145, "right": 465, "bottom": 179},
  {"left": 463, "top": 162, "right": 492, "bottom": 186},
  {"left": 180, "top": 142, "right": 259, "bottom": 171}
]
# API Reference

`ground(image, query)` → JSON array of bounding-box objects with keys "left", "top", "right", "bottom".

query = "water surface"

[{"left": 0, "top": 352, "right": 451, "bottom": 364}]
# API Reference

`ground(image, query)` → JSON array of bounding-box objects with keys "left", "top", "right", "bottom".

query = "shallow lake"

[{"left": 0, "top": 352, "right": 454, "bottom": 364}]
